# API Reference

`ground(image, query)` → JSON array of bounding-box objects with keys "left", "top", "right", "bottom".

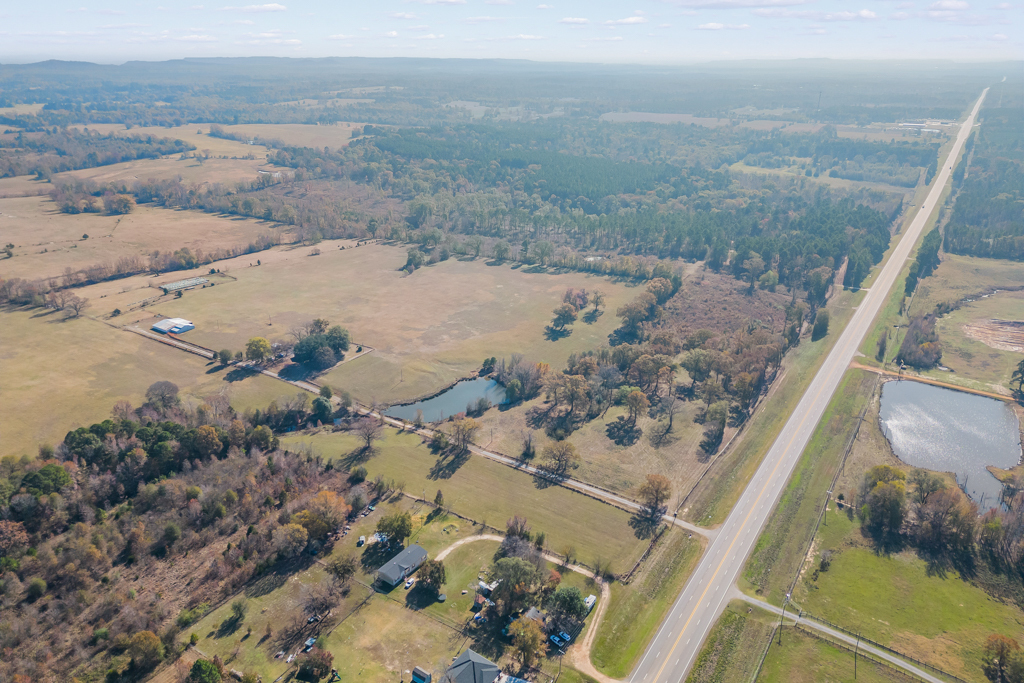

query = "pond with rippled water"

[
  {"left": 878, "top": 380, "right": 1022, "bottom": 507},
  {"left": 384, "top": 377, "right": 506, "bottom": 423}
]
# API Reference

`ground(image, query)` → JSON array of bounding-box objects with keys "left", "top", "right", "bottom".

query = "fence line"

[
  {"left": 749, "top": 625, "right": 778, "bottom": 683},
  {"left": 799, "top": 612, "right": 970, "bottom": 683},
  {"left": 792, "top": 623, "right": 929, "bottom": 683}
]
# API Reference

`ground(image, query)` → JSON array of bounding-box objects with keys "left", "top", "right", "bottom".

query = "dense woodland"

[
  {"left": 944, "top": 106, "right": 1024, "bottom": 261},
  {"left": 0, "top": 130, "right": 193, "bottom": 179}
]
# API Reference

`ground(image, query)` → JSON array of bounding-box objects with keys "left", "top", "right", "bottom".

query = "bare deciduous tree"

[{"left": 354, "top": 417, "right": 382, "bottom": 450}]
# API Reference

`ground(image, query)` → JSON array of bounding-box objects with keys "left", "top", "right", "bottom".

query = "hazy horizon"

[{"left": 1, "top": 0, "right": 1019, "bottom": 65}]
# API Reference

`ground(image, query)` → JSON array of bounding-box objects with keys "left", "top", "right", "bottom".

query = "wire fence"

[
  {"left": 749, "top": 625, "right": 778, "bottom": 683},
  {"left": 792, "top": 623, "right": 929, "bottom": 683},
  {"left": 799, "top": 612, "right": 970, "bottom": 683}
]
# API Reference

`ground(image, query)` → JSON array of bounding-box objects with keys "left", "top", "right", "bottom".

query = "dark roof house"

[
  {"left": 444, "top": 649, "right": 500, "bottom": 683},
  {"left": 376, "top": 544, "right": 428, "bottom": 587}
]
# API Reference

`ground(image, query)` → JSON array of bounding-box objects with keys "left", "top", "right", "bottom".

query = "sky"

[{"left": 0, "top": 0, "right": 1019, "bottom": 64}]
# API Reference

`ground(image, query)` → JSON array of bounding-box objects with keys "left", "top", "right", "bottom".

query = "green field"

[
  {"left": 796, "top": 511, "right": 1024, "bottom": 682},
  {"left": 758, "top": 624, "right": 917, "bottom": 683},
  {"left": 591, "top": 528, "right": 704, "bottom": 678},
  {"left": 281, "top": 428, "right": 649, "bottom": 573}
]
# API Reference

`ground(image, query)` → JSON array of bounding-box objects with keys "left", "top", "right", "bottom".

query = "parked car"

[
  {"left": 559, "top": 631, "right": 572, "bottom": 643},
  {"left": 307, "top": 615, "right": 320, "bottom": 624},
  {"left": 357, "top": 535, "right": 365, "bottom": 546},
  {"left": 404, "top": 577, "right": 415, "bottom": 589},
  {"left": 303, "top": 637, "right": 316, "bottom": 651},
  {"left": 549, "top": 635, "right": 564, "bottom": 648}
]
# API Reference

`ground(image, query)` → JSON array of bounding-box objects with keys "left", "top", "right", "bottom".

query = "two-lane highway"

[{"left": 630, "top": 88, "right": 988, "bottom": 683}]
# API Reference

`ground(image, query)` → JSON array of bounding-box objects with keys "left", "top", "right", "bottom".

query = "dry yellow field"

[
  {"left": 0, "top": 306, "right": 294, "bottom": 458},
  {"left": 143, "top": 240, "right": 639, "bottom": 403},
  {"left": 68, "top": 123, "right": 267, "bottom": 158},
  {"left": 0, "top": 196, "right": 290, "bottom": 281},
  {"left": 72, "top": 121, "right": 361, "bottom": 151}
]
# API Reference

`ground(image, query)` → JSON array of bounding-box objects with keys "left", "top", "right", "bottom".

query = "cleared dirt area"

[
  {"left": 0, "top": 196, "right": 289, "bottom": 281},
  {"left": 963, "top": 318, "right": 1024, "bottom": 354}
]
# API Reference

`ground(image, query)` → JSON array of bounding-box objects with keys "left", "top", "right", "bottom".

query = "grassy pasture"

[
  {"left": 150, "top": 242, "right": 637, "bottom": 404},
  {"left": 757, "top": 624, "right": 917, "bottom": 683},
  {"left": 67, "top": 123, "right": 268, "bottom": 158},
  {"left": 279, "top": 428, "right": 649, "bottom": 574},
  {"left": 686, "top": 601, "right": 777, "bottom": 683},
  {"left": 0, "top": 307, "right": 294, "bottom": 457},
  {"left": 59, "top": 153, "right": 270, "bottom": 186},
  {"left": 474, "top": 392, "right": 714, "bottom": 500},
  {"left": 0, "top": 197, "right": 288, "bottom": 281}
]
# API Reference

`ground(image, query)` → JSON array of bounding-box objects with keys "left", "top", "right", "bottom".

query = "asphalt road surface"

[{"left": 630, "top": 88, "right": 988, "bottom": 683}]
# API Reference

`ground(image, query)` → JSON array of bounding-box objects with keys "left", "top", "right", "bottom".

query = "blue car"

[{"left": 549, "top": 635, "right": 564, "bottom": 648}]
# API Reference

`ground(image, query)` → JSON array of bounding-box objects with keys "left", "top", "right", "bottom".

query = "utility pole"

[
  {"left": 855, "top": 633, "right": 860, "bottom": 679},
  {"left": 824, "top": 490, "right": 832, "bottom": 526},
  {"left": 778, "top": 593, "right": 791, "bottom": 645}
]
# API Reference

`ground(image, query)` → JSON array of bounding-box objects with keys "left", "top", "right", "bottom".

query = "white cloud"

[
  {"left": 220, "top": 3, "right": 286, "bottom": 12},
  {"left": 587, "top": 35, "right": 624, "bottom": 40},
  {"left": 697, "top": 21, "right": 750, "bottom": 28},
  {"left": 667, "top": 0, "right": 811, "bottom": 7},
  {"left": 410, "top": 0, "right": 466, "bottom": 4},
  {"left": 604, "top": 16, "right": 648, "bottom": 24},
  {"left": 175, "top": 33, "right": 217, "bottom": 41},
  {"left": 486, "top": 0, "right": 514, "bottom": 4},
  {"left": 930, "top": 0, "right": 970, "bottom": 9},
  {"left": 327, "top": 33, "right": 353, "bottom": 39},
  {"left": 389, "top": 12, "right": 417, "bottom": 19},
  {"left": 559, "top": 16, "right": 589, "bottom": 23},
  {"left": 190, "top": 4, "right": 205, "bottom": 8},
  {"left": 990, "top": 31, "right": 1008, "bottom": 37},
  {"left": 992, "top": 2, "right": 1011, "bottom": 7},
  {"left": 658, "top": 22, "right": 673, "bottom": 27},
  {"left": 384, "top": 30, "right": 398, "bottom": 37},
  {"left": 465, "top": 15, "right": 506, "bottom": 22},
  {"left": 414, "top": 33, "right": 444, "bottom": 38},
  {"left": 754, "top": 7, "right": 877, "bottom": 19},
  {"left": 892, "top": 11, "right": 912, "bottom": 17},
  {"left": 409, "top": 24, "right": 430, "bottom": 30},
  {"left": 99, "top": 22, "right": 150, "bottom": 29},
  {"left": 95, "top": 8, "right": 126, "bottom": 15},
  {"left": 231, "top": 19, "right": 255, "bottom": 24}
]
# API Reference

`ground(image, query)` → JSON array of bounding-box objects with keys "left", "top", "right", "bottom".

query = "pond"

[
  {"left": 384, "top": 377, "right": 506, "bottom": 423},
  {"left": 878, "top": 380, "right": 1022, "bottom": 507}
]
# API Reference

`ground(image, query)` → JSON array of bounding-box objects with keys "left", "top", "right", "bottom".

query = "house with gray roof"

[
  {"left": 443, "top": 649, "right": 500, "bottom": 683},
  {"left": 376, "top": 544, "right": 428, "bottom": 587}
]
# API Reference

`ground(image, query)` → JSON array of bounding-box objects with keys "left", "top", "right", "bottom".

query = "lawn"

[
  {"left": 591, "top": 528, "right": 705, "bottom": 678},
  {"left": 0, "top": 306, "right": 294, "bottom": 458},
  {"left": 281, "top": 428, "right": 649, "bottom": 574},
  {"left": 0, "top": 195, "right": 289, "bottom": 281},
  {"left": 150, "top": 241, "right": 637, "bottom": 404}
]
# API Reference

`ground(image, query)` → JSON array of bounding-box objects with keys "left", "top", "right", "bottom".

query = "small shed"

[
  {"left": 411, "top": 666, "right": 432, "bottom": 683},
  {"left": 151, "top": 318, "right": 195, "bottom": 334}
]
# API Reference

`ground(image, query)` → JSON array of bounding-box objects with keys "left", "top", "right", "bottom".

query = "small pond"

[
  {"left": 879, "top": 380, "right": 1022, "bottom": 507},
  {"left": 384, "top": 377, "right": 506, "bottom": 423}
]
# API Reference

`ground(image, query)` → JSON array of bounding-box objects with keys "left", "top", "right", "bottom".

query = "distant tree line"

[{"left": 0, "top": 129, "right": 193, "bottom": 179}]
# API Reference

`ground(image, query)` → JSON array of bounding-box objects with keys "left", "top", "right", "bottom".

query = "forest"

[
  {"left": 943, "top": 106, "right": 1024, "bottom": 261},
  {"left": 0, "top": 129, "right": 193, "bottom": 179}
]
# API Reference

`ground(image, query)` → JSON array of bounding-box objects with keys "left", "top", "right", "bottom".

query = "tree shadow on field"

[
  {"left": 485, "top": 259, "right": 506, "bottom": 267},
  {"left": 225, "top": 366, "right": 260, "bottom": 383},
  {"left": 404, "top": 584, "right": 438, "bottom": 611},
  {"left": 214, "top": 615, "right": 243, "bottom": 639},
  {"left": 30, "top": 309, "right": 60, "bottom": 319},
  {"left": 360, "top": 542, "right": 402, "bottom": 574},
  {"left": 544, "top": 325, "right": 572, "bottom": 341},
  {"left": 628, "top": 513, "right": 661, "bottom": 540},
  {"left": 606, "top": 417, "right": 642, "bottom": 446},
  {"left": 337, "top": 446, "right": 375, "bottom": 469},
  {"left": 429, "top": 448, "right": 471, "bottom": 480},
  {"left": 581, "top": 309, "right": 602, "bottom": 325},
  {"left": 532, "top": 467, "right": 560, "bottom": 490}
]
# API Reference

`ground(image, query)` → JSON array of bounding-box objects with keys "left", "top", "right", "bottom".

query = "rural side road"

[{"left": 629, "top": 89, "right": 989, "bottom": 683}]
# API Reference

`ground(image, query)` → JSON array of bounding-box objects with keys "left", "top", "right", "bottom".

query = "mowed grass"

[
  {"left": 280, "top": 428, "right": 649, "bottom": 574},
  {"left": 0, "top": 307, "right": 294, "bottom": 457},
  {"left": 0, "top": 196, "right": 288, "bottom": 281},
  {"left": 591, "top": 528, "right": 705, "bottom": 678},
  {"left": 757, "top": 624, "right": 916, "bottom": 683},
  {"left": 797, "top": 511, "right": 1024, "bottom": 681},
  {"left": 152, "top": 242, "right": 638, "bottom": 404},
  {"left": 742, "top": 369, "right": 878, "bottom": 605}
]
